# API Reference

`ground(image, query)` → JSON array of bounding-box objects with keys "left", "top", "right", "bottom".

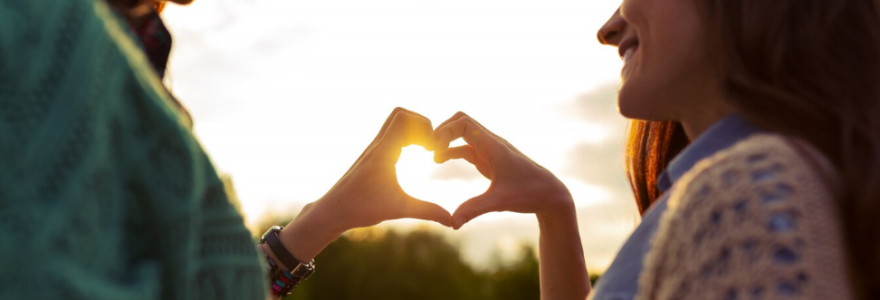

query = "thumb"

[
  {"left": 452, "top": 193, "right": 501, "bottom": 230},
  {"left": 402, "top": 197, "right": 453, "bottom": 227}
]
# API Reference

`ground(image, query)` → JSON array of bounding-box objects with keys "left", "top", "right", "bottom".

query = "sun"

[{"left": 395, "top": 145, "right": 491, "bottom": 214}]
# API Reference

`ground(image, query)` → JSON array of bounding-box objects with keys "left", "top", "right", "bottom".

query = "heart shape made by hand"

[{"left": 395, "top": 145, "right": 491, "bottom": 214}]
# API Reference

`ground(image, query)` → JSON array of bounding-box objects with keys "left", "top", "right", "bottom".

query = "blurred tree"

[{"left": 252, "top": 222, "right": 598, "bottom": 300}]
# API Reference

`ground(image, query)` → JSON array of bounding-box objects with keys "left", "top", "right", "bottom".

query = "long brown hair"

[
  {"left": 625, "top": 120, "right": 687, "bottom": 214},
  {"left": 626, "top": 0, "right": 880, "bottom": 298}
]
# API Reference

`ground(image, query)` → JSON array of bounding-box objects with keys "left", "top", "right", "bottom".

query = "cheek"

[
  {"left": 618, "top": 1, "right": 707, "bottom": 121},
  {"left": 617, "top": 41, "right": 686, "bottom": 121},
  {"left": 618, "top": 44, "right": 697, "bottom": 120}
]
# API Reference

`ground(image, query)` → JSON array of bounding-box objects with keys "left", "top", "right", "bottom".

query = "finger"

[
  {"left": 451, "top": 193, "right": 503, "bottom": 229},
  {"left": 372, "top": 107, "right": 412, "bottom": 145},
  {"left": 433, "top": 112, "right": 483, "bottom": 151},
  {"left": 379, "top": 110, "right": 436, "bottom": 152},
  {"left": 434, "top": 145, "right": 492, "bottom": 179},
  {"left": 434, "top": 116, "right": 504, "bottom": 163},
  {"left": 434, "top": 145, "right": 478, "bottom": 163},
  {"left": 350, "top": 107, "right": 415, "bottom": 168},
  {"left": 434, "top": 111, "right": 505, "bottom": 144},
  {"left": 434, "top": 111, "right": 470, "bottom": 132},
  {"left": 435, "top": 112, "right": 521, "bottom": 155},
  {"left": 402, "top": 197, "right": 453, "bottom": 227}
]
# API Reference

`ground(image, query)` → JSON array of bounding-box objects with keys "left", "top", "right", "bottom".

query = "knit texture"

[
  {"left": 636, "top": 134, "right": 852, "bottom": 300},
  {"left": 0, "top": 0, "right": 266, "bottom": 299}
]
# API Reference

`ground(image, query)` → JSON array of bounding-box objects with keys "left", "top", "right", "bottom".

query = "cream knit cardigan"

[{"left": 634, "top": 134, "right": 852, "bottom": 300}]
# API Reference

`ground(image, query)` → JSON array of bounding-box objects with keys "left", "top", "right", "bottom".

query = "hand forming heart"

[
  {"left": 277, "top": 108, "right": 575, "bottom": 264},
  {"left": 305, "top": 108, "right": 452, "bottom": 232},
  {"left": 307, "top": 108, "right": 574, "bottom": 230},
  {"left": 432, "top": 112, "right": 575, "bottom": 229}
]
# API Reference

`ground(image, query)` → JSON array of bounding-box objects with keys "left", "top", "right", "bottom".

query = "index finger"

[
  {"left": 434, "top": 112, "right": 518, "bottom": 152},
  {"left": 378, "top": 110, "right": 436, "bottom": 152},
  {"left": 434, "top": 116, "right": 505, "bottom": 164},
  {"left": 434, "top": 111, "right": 470, "bottom": 131},
  {"left": 371, "top": 107, "right": 415, "bottom": 146}
]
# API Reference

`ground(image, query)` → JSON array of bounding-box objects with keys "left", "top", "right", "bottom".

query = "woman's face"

[{"left": 598, "top": 0, "right": 717, "bottom": 122}]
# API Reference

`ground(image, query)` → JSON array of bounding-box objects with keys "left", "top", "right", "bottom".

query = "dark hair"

[
  {"left": 105, "top": 0, "right": 166, "bottom": 17},
  {"left": 626, "top": 0, "right": 880, "bottom": 298}
]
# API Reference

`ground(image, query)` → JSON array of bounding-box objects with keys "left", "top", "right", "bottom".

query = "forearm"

[
  {"left": 262, "top": 202, "right": 346, "bottom": 270},
  {"left": 537, "top": 201, "right": 591, "bottom": 300}
]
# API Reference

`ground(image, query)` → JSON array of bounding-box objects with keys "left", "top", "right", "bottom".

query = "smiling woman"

[
  {"left": 597, "top": 0, "right": 880, "bottom": 298},
  {"left": 3, "top": 0, "right": 873, "bottom": 299}
]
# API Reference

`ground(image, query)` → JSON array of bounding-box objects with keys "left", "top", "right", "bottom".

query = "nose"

[{"left": 597, "top": 8, "right": 625, "bottom": 46}]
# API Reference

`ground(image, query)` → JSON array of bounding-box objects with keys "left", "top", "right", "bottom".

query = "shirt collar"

[{"left": 656, "top": 114, "right": 764, "bottom": 192}]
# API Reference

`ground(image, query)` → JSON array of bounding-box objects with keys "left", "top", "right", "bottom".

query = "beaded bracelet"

[{"left": 260, "top": 246, "right": 302, "bottom": 297}]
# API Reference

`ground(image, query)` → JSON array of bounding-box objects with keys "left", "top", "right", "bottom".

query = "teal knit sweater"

[{"left": 0, "top": 0, "right": 267, "bottom": 299}]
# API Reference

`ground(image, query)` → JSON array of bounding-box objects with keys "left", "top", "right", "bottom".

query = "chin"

[
  {"left": 617, "top": 98, "right": 653, "bottom": 121},
  {"left": 616, "top": 83, "right": 672, "bottom": 122}
]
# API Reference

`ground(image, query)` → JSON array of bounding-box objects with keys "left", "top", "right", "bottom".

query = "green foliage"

[
  {"left": 255, "top": 223, "right": 600, "bottom": 300},
  {"left": 277, "top": 228, "right": 536, "bottom": 300}
]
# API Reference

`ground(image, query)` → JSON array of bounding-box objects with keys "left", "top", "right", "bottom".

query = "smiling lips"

[{"left": 619, "top": 39, "right": 639, "bottom": 63}]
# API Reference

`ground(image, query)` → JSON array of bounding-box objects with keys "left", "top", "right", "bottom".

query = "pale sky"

[{"left": 162, "top": 0, "right": 635, "bottom": 272}]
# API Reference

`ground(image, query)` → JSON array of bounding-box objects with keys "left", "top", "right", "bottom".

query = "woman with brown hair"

[
  {"left": 426, "top": 0, "right": 876, "bottom": 298},
  {"left": 429, "top": 0, "right": 876, "bottom": 299},
  {"left": 295, "top": 0, "right": 874, "bottom": 296},
  {"left": 2, "top": 0, "right": 873, "bottom": 298}
]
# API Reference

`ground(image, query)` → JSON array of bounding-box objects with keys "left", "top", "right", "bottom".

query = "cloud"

[
  {"left": 429, "top": 159, "right": 485, "bottom": 182},
  {"left": 560, "top": 82, "right": 625, "bottom": 125},
  {"left": 564, "top": 141, "right": 630, "bottom": 192},
  {"left": 559, "top": 82, "right": 632, "bottom": 194}
]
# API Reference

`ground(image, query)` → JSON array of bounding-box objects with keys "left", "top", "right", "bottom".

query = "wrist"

[
  {"left": 536, "top": 195, "right": 576, "bottom": 227},
  {"left": 258, "top": 229, "right": 315, "bottom": 298},
  {"left": 269, "top": 202, "right": 346, "bottom": 269}
]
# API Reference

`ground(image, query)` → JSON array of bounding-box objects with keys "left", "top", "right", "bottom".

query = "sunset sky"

[{"left": 162, "top": 0, "right": 634, "bottom": 272}]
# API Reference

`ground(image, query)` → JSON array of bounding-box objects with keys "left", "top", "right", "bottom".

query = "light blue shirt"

[{"left": 590, "top": 115, "right": 764, "bottom": 300}]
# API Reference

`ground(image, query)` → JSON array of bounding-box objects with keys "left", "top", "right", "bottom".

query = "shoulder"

[
  {"left": 636, "top": 134, "right": 853, "bottom": 300},
  {"left": 0, "top": 0, "right": 191, "bottom": 165},
  {"left": 669, "top": 133, "right": 839, "bottom": 214},
  {"left": 0, "top": 0, "right": 169, "bottom": 106}
]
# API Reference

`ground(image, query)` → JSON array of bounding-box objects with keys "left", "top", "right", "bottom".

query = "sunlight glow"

[
  {"left": 164, "top": 0, "right": 633, "bottom": 273},
  {"left": 395, "top": 146, "right": 491, "bottom": 214}
]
